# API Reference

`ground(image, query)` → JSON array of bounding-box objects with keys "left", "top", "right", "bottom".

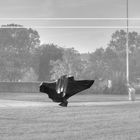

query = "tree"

[
  {"left": 109, "top": 30, "right": 126, "bottom": 52},
  {"left": 129, "top": 48, "right": 140, "bottom": 81},
  {"left": 21, "top": 67, "right": 38, "bottom": 82},
  {"left": 38, "top": 44, "right": 63, "bottom": 81},
  {"left": 109, "top": 30, "right": 140, "bottom": 53},
  {"left": 82, "top": 48, "right": 109, "bottom": 79},
  {"left": 103, "top": 47, "right": 125, "bottom": 75},
  {"left": 0, "top": 24, "right": 40, "bottom": 81},
  {"left": 108, "top": 30, "right": 140, "bottom": 82},
  {"left": 50, "top": 48, "right": 84, "bottom": 80}
]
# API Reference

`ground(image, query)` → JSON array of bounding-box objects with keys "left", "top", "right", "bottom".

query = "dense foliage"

[
  {"left": 0, "top": 25, "right": 140, "bottom": 94},
  {"left": 0, "top": 24, "right": 40, "bottom": 81}
]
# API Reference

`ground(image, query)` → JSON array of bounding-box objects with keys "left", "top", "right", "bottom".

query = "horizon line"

[{"left": 1, "top": 26, "right": 140, "bottom": 29}]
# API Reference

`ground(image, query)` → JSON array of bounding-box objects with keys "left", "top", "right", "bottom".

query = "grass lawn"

[
  {"left": 0, "top": 93, "right": 140, "bottom": 140},
  {"left": 0, "top": 92, "right": 140, "bottom": 102},
  {"left": 0, "top": 103, "right": 140, "bottom": 140}
]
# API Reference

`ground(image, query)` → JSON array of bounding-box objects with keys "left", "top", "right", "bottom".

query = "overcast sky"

[{"left": 0, "top": 0, "right": 140, "bottom": 53}]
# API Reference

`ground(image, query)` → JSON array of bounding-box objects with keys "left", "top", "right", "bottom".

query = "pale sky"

[{"left": 0, "top": 0, "right": 140, "bottom": 53}]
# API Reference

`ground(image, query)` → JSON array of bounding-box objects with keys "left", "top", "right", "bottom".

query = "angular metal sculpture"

[{"left": 40, "top": 75, "right": 94, "bottom": 107}]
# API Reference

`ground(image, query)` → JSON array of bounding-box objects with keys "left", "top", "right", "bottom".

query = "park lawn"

[
  {"left": 0, "top": 92, "right": 139, "bottom": 102},
  {"left": 0, "top": 101, "right": 140, "bottom": 140}
]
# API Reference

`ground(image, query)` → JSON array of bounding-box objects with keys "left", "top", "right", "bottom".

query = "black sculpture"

[{"left": 40, "top": 75, "right": 94, "bottom": 107}]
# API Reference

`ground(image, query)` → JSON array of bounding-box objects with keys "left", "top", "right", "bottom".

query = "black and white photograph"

[{"left": 0, "top": 0, "right": 140, "bottom": 139}]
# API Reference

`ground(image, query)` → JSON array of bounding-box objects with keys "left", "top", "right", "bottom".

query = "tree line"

[{"left": 0, "top": 24, "right": 140, "bottom": 94}]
